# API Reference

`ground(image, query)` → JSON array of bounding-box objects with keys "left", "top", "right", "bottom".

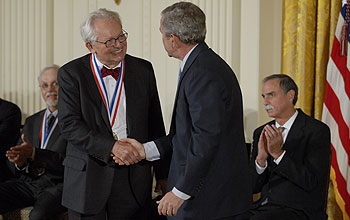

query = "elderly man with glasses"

[
  {"left": 0, "top": 65, "right": 67, "bottom": 220},
  {"left": 58, "top": 8, "right": 168, "bottom": 220}
]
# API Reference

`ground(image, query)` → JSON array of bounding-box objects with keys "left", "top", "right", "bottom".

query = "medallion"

[{"left": 113, "top": 132, "right": 118, "bottom": 141}]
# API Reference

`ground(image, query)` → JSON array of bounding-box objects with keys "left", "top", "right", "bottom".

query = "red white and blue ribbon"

[
  {"left": 39, "top": 111, "right": 58, "bottom": 149},
  {"left": 90, "top": 53, "right": 125, "bottom": 128}
]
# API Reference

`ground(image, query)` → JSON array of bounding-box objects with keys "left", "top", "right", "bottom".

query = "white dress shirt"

[{"left": 94, "top": 57, "right": 127, "bottom": 140}]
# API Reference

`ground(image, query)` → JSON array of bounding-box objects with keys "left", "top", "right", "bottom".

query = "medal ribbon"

[
  {"left": 90, "top": 54, "right": 125, "bottom": 127},
  {"left": 39, "top": 111, "right": 58, "bottom": 149}
]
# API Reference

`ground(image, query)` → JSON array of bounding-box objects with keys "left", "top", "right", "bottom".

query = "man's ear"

[
  {"left": 170, "top": 34, "right": 180, "bottom": 48},
  {"left": 86, "top": 42, "right": 95, "bottom": 53},
  {"left": 169, "top": 34, "right": 176, "bottom": 48},
  {"left": 287, "top": 90, "right": 295, "bottom": 103}
]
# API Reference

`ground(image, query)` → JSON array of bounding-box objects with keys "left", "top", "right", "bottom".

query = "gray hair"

[
  {"left": 80, "top": 8, "right": 122, "bottom": 44},
  {"left": 263, "top": 74, "right": 299, "bottom": 105},
  {"left": 161, "top": 2, "right": 206, "bottom": 45},
  {"left": 37, "top": 64, "right": 60, "bottom": 86}
]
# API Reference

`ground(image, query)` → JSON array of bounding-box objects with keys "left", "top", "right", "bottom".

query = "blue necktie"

[{"left": 177, "top": 69, "right": 182, "bottom": 87}]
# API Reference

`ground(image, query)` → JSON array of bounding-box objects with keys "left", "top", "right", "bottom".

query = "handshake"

[{"left": 110, "top": 138, "right": 145, "bottom": 166}]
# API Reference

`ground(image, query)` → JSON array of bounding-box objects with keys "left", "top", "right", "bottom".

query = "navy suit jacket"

[
  {"left": 58, "top": 54, "right": 167, "bottom": 214},
  {"left": 8, "top": 109, "right": 67, "bottom": 195},
  {"left": 251, "top": 109, "right": 331, "bottom": 220},
  {"left": 155, "top": 42, "right": 252, "bottom": 219}
]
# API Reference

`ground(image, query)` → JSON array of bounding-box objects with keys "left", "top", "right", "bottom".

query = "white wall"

[{"left": 0, "top": 0, "right": 282, "bottom": 142}]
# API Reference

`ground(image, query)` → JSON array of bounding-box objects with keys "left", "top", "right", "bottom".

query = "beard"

[
  {"left": 46, "top": 100, "right": 58, "bottom": 107},
  {"left": 45, "top": 92, "right": 58, "bottom": 107}
]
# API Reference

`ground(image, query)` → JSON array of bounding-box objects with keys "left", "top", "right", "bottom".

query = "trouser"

[
  {"left": 0, "top": 179, "right": 66, "bottom": 220},
  {"left": 68, "top": 166, "right": 149, "bottom": 220}
]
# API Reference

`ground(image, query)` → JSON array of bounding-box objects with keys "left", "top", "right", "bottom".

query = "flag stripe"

[
  {"left": 324, "top": 82, "right": 350, "bottom": 162},
  {"left": 323, "top": 105, "right": 350, "bottom": 216},
  {"left": 322, "top": 3, "right": 350, "bottom": 218},
  {"left": 326, "top": 58, "right": 350, "bottom": 127},
  {"left": 330, "top": 38, "right": 350, "bottom": 100},
  {"left": 331, "top": 143, "right": 350, "bottom": 216},
  {"left": 322, "top": 105, "right": 350, "bottom": 194}
]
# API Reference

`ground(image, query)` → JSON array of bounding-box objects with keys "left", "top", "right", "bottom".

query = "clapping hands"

[
  {"left": 256, "top": 124, "right": 284, "bottom": 166},
  {"left": 6, "top": 134, "right": 34, "bottom": 167}
]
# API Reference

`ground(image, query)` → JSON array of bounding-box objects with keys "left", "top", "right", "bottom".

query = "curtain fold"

[{"left": 281, "top": 0, "right": 343, "bottom": 219}]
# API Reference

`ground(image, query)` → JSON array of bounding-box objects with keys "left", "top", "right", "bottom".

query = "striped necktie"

[
  {"left": 278, "top": 126, "right": 286, "bottom": 132},
  {"left": 46, "top": 113, "right": 55, "bottom": 136}
]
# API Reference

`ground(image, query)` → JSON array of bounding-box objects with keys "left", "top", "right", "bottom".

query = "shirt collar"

[
  {"left": 180, "top": 44, "right": 198, "bottom": 72},
  {"left": 46, "top": 108, "right": 58, "bottom": 117},
  {"left": 94, "top": 55, "right": 121, "bottom": 70},
  {"left": 275, "top": 109, "right": 298, "bottom": 130}
]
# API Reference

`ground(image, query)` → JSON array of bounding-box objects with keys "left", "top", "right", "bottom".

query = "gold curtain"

[{"left": 282, "top": 0, "right": 344, "bottom": 219}]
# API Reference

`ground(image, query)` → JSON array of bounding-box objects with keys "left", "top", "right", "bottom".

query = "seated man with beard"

[{"left": 0, "top": 65, "right": 67, "bottom": 220}]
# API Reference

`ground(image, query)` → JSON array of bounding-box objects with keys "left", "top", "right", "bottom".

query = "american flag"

[{"left": 322, "top": 1, "right": 350, "bottom": 219}]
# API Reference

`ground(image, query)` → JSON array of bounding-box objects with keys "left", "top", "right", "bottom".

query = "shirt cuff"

[
  {"left": 273, "top": 150, "right": 286, "bottom": 165},
  {"left": 172, "top": 187, "right": 191, "bottom": 200},
  {"left": 255, "top": 160, "right": 267, "bottom": 174},
  {"left": 144, "top": 141, "right": 160, "bottom": 161},
  {"left": 15, "top": 163, "right": 28, "bottom": 171}
]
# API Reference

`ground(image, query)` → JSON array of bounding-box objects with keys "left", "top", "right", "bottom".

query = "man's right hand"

[
  {"left": 111, "top": 141, "right": 142, "bottom": 165},
  {"left": 256, "top": 128, "right": 268, "bottom": 168},
  {"left": 6, "top": 134, "right": 34, "bottom": 167},
  {"left": 112, "top": 138, "right": 146, "bottom": 166},
  {"left": 120, "top": 138, "right": 146, "bottom": 159}
]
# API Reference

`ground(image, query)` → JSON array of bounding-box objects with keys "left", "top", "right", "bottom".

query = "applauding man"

[
  {"left": 0, "top": 65, "right": 67, "bottom": 219},
  {"left": 247, "top": 74, "right": 331, "bottom": 220}
]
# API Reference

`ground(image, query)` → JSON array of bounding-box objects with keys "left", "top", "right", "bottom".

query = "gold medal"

[{"left": 113, "top": 132, "right": 118, "bottom": 141}]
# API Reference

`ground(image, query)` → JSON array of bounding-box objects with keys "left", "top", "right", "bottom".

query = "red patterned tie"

[{"left": 101, "top": 66, "right": 121, "bottom": 81}]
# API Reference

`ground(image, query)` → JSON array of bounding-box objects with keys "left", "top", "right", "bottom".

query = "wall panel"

[
  {"left": 0, "top": 0, "right": 281, "bottom": 136},
  {"left": 0, "top": 0, "right": 54, "bottom": 120}
]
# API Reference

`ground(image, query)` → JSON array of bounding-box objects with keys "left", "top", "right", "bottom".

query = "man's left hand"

[
  {"left": 6, "top": 134, "right": 34, "bottom": 167},
  {"left": 157, "top": 191, "right": 184, "bottom": 216},
  {"left": 263, "top": 124, "right": 284, "bottom": 159}
]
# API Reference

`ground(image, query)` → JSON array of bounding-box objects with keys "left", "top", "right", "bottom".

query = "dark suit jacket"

[
  {"left": 58, "top": 54, "right": 167, "bottom": 214},
  {"left": 8, "top": 109, "right": 67, "bottom": 195},
  {"left": 155, "top": 42, "right": 251, "bottom": 219},
  {"left": 0, "top": 98, "right": 21, "bottom": 181},
  {"left": 251, "top": 109, "right": 331, "bottom": 220}
]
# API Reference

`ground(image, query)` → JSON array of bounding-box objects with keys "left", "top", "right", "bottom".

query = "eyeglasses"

[
  {"left": 95, "top": 30, "right": 128, "bottom": 48},
  {"left": 40, "top": 82, "right": 59, "bottom": 90}
]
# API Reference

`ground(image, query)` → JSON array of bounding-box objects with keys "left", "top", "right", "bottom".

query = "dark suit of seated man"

[
  {"left": 0, "top": 65, "right": 67, "bottom": 220},
  {"left": 0, "top": 98, "right": 21, "bottom": 181},
  {"left": 245, "top": 74, "right": 331, "bottom": 220}
]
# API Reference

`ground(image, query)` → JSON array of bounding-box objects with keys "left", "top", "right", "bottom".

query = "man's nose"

[{"left": 263, "top": 97, "right": 269, "bottom": 105}]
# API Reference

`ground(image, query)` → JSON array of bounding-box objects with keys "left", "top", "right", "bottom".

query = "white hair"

[{"left": 80, "top": 8, "right": 122, "bottom": 44}]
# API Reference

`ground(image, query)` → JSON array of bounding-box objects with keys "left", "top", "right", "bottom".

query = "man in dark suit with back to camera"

[
  {"left": 121, "top": 2, "right": 251, "bottom": 219},
  {"left": 0, "top": 98, "right": 21, "bottom": 181},
  {"left": 0, "top": 65, "right": 67, "bottom": 219},
  {"left": 246, "top": 74, "right": 331, "bottom": 220},
  {"left": 58, "top": 8, "right": 168, "bottom": 220}
]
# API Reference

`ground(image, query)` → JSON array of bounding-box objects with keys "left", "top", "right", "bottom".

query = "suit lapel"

[
  {"left": 169, "top": 42, "right": 209, "bottom": 136},
  {"left": 178, "top": 42, "right": 208, "bottom": 88},
  {"left": 282, "top": 109, "right": 305, "bottom": 152},
  {"left": 123, "top": 55, "right": 136, "bottom": 136},
  {"left": 85, "top": 54, "right": 111, "bottom": 131},
  {"left": 46, "top": 126, "right": 60, "bottom": 150},
  {"left": 32, "top": 111, "right": 45, "bottom": 148}
]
